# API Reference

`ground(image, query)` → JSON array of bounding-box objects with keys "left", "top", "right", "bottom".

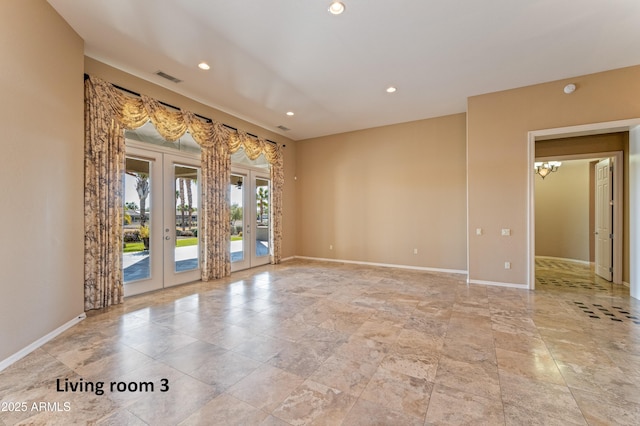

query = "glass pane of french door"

[
  {"left": 230, "top": 173, "right": 246, "bottom": 268},
  {"left": 254, "top": 177, "right": 270, "bottom": 264},
  {"left": 173, "top": 165, "right": 200, "bottom": 273},
  {"left": 123, "top": 157, "right": 153, "bottom": 283}
]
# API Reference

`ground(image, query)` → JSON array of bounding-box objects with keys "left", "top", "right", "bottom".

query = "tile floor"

[{"left": 1, "top": 258, "right": 639, "bottom": 425}]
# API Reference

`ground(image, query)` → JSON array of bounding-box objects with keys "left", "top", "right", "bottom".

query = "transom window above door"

[{"left": 126, "top": 121, "right": 201, "bottom": 154}]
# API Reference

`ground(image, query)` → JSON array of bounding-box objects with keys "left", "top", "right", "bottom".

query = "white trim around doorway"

[{"left": 527, "top": 118, "right": 640, "bottom": 300}]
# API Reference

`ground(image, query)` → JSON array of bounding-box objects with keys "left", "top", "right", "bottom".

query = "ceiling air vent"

[
  {"left": 276, "top": 125, "right": 290, "bottom": 131},
  {"left": 155, "top": 70, "right": 182, "bottom": 83}
]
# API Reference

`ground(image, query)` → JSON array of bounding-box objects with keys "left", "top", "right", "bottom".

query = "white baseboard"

[
  {"left": 468, "top": 279, "right": 528, "bottom": 289},
  {"left": 0, "top": 313, "right": 86, "bottom": 372},
  {"left": 280, "top": 256, "right": 296, "bottom": 262},
  {"left": 293, "top": 256, "right": 468, "bottom": 275},
  {"left": 535, "top": 255, "right": 591, "bottom": 265}
]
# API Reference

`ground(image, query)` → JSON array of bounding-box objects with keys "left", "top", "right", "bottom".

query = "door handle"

[{"left": 165, "top": 236, "right": 171, "bottom": 240}]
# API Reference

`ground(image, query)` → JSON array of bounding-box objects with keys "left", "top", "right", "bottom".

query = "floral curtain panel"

[
  {"left": 84, "top": 75, "right": 284, "bottom": 309},
  {"left": 84, "top": 78, "right": 126, "bottom": 310}
]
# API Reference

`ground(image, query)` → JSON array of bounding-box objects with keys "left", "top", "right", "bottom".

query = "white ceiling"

[{"left": 48, "top": 0, "right": 640, "bottom": 141}]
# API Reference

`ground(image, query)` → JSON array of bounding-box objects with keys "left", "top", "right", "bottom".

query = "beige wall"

[
  {"left": 296, "top": 113, "right": 467, "bottom": 272},
  {"left": 535, "top": 160, "right": 591, "bottom": 262},
  {"left": 468, "top": 65, "right": 640, "bottom": 285},
  {"left": 0, "top": 1, "right": 84, "bottom": 361},
  {"left": 84, "top": 58, "right": 298, "bottom": 259}
]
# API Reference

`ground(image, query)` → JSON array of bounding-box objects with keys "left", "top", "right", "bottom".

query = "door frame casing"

[
  {"left": 527, "top": 119, "right": 640, "bottom": 294},
  {"left": 124, "top": 141, "right": 202, "bottom": 296},
  {"left": 230, "top": 164, "right": 271, "bottom": 272}
]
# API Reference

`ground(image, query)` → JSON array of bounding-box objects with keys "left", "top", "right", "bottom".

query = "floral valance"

[{"left": 89, "top": 75, "right": 284, "bottom": 167}]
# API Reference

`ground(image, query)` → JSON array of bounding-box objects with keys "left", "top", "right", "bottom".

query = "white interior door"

[
  {"left": 123, "top": 147, "right": 201, "bottom": 296},
  {"left": 595, "top": 158, "right": 613, "bottom": 281},
  {"left": 230, "top": 167, "right": 271, "bottom": 272}
]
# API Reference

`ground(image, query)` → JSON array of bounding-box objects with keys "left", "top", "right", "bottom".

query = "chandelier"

[{"left": 534, "top": 161, "right": 562, "bottom": 179}]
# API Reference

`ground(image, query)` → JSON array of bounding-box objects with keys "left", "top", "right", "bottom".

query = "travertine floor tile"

[
  {"left": 425, "top": 383, "right": 504, "bottom": 426},
  {"left": 188, "top": 351, "right": 261, "bottom": 392},
  {"left": 359, "top": 367, "right": 433, "bottom": 419},
  {"left": 557, "top": 361, "right": 640, "bottom": 405},
  {"left": 499, "top": 370, "right": 585, "bottom": 425},
  {"left": 434, "top": 356, "right": 501, "bottom": 400},
  {"left": 496, "top": 347, "right": 565, "bottom": 385},
  {"left": 493, "top": 329, "right": 550, "bottom": 356},
  {"left": 227, "top": 364, "right": 304, "bottom": 412},
  {"left": 178, "top": 393, "right": 268, "bottom": 426},
  {"left": 308, "top": 354, "right": 376, "bottom": 397},
  {"left": 272, "top": 379, "right": 357, "bottom": 425},
  {"left": 571, "top": 388, "right": 640, "bottom": 426},
  {"left": 503, "top": 403, "right": 586, "bottom": 426},
  {"left": 341, "top": 398, "right": 423, "bottom": 426}
]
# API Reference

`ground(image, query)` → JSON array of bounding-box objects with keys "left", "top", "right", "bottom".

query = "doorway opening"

[
  {"left": 534, "top": 155, "right": 620, "bottom": 292},
  {"left": 527, "top": 119, "right": 640, "bottom": 300}
]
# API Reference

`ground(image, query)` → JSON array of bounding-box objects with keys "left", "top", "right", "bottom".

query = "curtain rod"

[{"left": 84, "top": 73, "right": 281, "bottom": 146}]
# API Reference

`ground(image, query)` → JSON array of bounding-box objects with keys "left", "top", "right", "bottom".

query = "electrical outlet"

[
  {"left": 476, "top": 228, "right": 483, "bottom": 236},
  {"left": 504, "top": 261, "right": 511, "bottom": 269},
  {"left": 413, "top": 248, "right": 418, "bottom": 255},
  {"left": 501, "top": 228, "right": 511, "bottom": 236},
  {"left": 329, "top": 245, "right": 333, "bottom": 250}
]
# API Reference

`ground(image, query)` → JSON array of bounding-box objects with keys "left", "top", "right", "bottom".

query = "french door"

[
  {"left": 123, "top": 146, "right": 201, "bottom": 296},
  {"left": 230, "top": 167, "right": 271, "bottom": 272}
]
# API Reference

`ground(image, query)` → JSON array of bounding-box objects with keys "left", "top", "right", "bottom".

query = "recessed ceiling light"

[
  {"left": 286, "top": 111, "right": 295, "bottom": 116},
  {"left": 386, "top": 86, "right": 397, "bottom": 93},
  {"left": 198, "top": 62, "right": 210, "bottom": 70},
  {"left": 328, "top": 1, "right": 346, "bottom": 15}
]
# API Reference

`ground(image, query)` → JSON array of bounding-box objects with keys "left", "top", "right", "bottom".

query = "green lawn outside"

[
  {"left": 123, "top": 242, "right": 145, "bottom": 253},
  {"left": 124, "top": 237, "right": 245, "bottom": 253},
  {"left": 176, "top": 237, "right": 198, "bottom": 247},
  {"left": 123, "top": 237, "right": 199, "bottom": 253}
]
